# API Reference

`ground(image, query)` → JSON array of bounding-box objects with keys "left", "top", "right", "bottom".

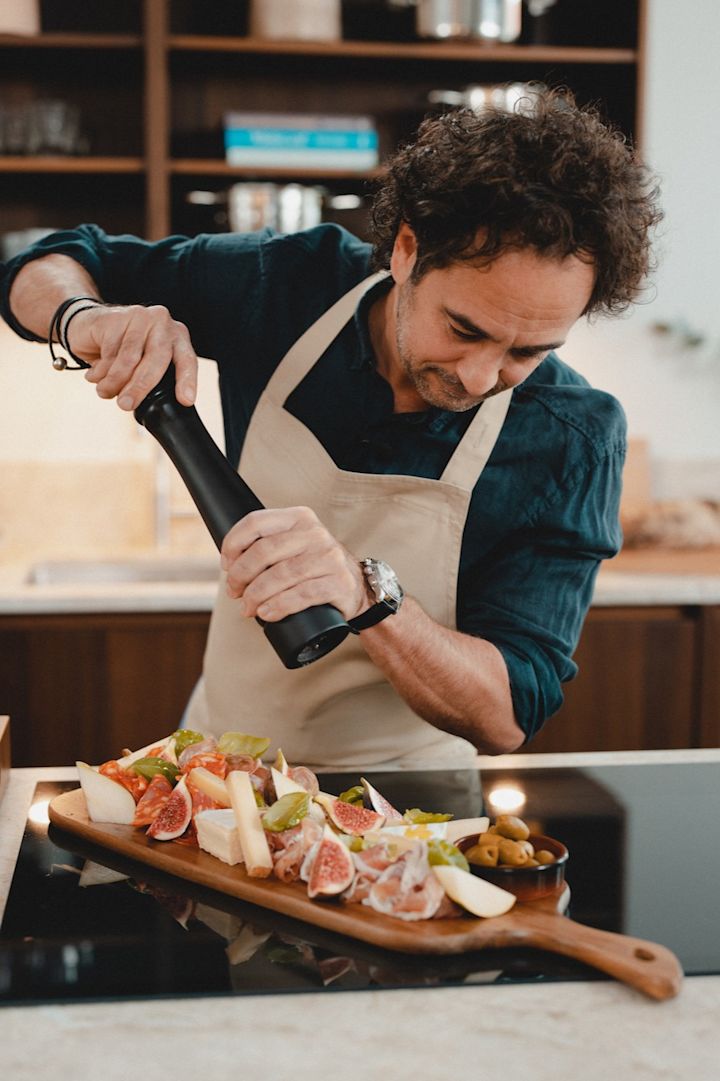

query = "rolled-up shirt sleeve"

[
  {"left": 0, "top": 224, "right": 266, "bottom": 365},
  {"left": 460, "top": 442, "right": 625, "bottom": 742}
]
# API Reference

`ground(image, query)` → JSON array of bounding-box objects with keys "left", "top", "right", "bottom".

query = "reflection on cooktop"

[{"left": 1, "top": 762, "right": 717, "bottom": 1005}]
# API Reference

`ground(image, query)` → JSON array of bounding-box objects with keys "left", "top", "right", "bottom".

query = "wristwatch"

[{"left": 347, "top": 558, "right": 404, "bottom": 633}]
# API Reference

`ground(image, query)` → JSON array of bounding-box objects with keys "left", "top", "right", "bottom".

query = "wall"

[
  {"left": 2, "top": 0, "right": 719, "bottom": 564},
  {"left": 560, "top": 0, "right": 720, "bottom": 499}
]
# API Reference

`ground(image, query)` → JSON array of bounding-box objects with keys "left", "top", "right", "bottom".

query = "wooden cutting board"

[{"left": 48, "top": 788, "right": 683, "bottom": 1000}]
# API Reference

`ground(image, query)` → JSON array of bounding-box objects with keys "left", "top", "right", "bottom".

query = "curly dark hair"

[{"left": 371, "top": 87, "right": 662, "bottom": 315}]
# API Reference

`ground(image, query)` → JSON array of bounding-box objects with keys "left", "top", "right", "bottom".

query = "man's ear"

[{"left": 390, "top": 222, "right": 418, "bottom": 284}]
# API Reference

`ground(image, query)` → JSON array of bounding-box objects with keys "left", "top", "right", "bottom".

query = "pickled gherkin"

[
  {"left": 338, "top": 784, "right": 365, "bottom": 806},
  {"left": 170, "top": 729, "right": 205, "bottom": 756},
  {"left": 426, "top": 839, "right": 470, "bottom": 872},
  {"left": 217, "top": 732, "right": 271, "bottom": 759},
  {"left": 403, "top": 807, "right": 452, "bottom": 824},
  {"left": 130, "top": 757, "right": 180, "bottom": 783},
  {"left": 262, "top": 791, "right": 310, "bottom": 832}
]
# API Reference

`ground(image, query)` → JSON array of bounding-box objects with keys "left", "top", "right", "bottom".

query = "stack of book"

[{"left": 223, "top": 112, "right": 379, "bottom": 171}]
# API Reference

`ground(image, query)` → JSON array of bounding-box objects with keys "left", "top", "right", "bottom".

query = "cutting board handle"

[{"left": 519, "top": 909, "right": 683, "bottom": 1000}]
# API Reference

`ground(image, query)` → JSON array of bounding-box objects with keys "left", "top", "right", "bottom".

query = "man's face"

[{"left": 387, "top": 225, "right": 596, "bottom": 412}]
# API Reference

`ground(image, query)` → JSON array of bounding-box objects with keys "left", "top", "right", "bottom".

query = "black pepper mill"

[{"left": 134, "top": 368, "right": 351, "bottom": 668}]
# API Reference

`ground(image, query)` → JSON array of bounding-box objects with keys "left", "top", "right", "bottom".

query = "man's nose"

[{"left": 455, "top": 348, "right": 507, "bottom": 398}]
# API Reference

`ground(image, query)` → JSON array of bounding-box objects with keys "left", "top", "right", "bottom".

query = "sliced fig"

[
  {"left": 361, "top": 776, "right": 403, "bottom": 821},
  {"left": 307, "top": 826, "right": 355, "bottom": 898},
  {"left": 147, "top": 776, "right": 192, "bottom": 841},
  {"left": 315, "top": 792, "right": 385, "bottom": 836}
]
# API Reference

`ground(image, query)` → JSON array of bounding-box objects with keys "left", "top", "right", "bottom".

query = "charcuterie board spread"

[{"left": 48, "top": 727, "right": 683, "bottom": 1000}]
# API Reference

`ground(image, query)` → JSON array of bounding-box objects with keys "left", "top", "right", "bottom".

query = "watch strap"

[{"left": 347, "top": 598, "right": 398, "bottom": 634}]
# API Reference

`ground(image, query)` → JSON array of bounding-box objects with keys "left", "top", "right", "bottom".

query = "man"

[{"left": 0, "top": 89, "right": 661, "bottom": 768}]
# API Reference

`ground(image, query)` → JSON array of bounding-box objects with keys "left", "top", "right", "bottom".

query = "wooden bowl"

[{"left": 457, "top": 833, "right": 569, "bottom": 902}]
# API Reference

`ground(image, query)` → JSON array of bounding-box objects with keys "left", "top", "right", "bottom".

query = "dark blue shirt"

[{"left": 0, "top": 223, "right": 627, "bottom": 741}]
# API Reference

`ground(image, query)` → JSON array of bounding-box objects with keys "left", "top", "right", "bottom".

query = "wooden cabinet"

[
  {"left": 1, "top": 601, "right": 718, "bottom": 768},
  {"left": 0, "top": 611, "right": 209, "bottom": 767},
  {"left": 1, "top": 0, "right": 646, "bottom": 242},
  {"left": 526, "top": 606, "right": 710, "bottom": 754}
]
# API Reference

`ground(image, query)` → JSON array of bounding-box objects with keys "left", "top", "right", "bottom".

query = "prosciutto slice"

[
  {"left": 362, "top": 842, "right": 446, "bottom": 921},
  {"left": 269, "top": 817, "right": 324, "bottom": 883}
]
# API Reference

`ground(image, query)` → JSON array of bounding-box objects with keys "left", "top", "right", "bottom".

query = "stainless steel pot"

[
  {"left": 415, "top": 0, "right": 522, "bottom": 42},
  {"left": 415, "top": 0, "right": 473, "bottom": 39}
]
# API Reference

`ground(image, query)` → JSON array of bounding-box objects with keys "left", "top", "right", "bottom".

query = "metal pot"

[
  {"left": 415, "top": 0, "right": 522, "bottom": 42},
  {"left": 415, "top": 0, "right": 473, "bottom": 40}
]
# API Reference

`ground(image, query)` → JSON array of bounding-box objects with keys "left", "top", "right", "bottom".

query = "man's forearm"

[
  {"left": 8, "top": 254, "right": 101, "bottom": 339},
  {"left": 358, "top": 596, "right": 526, "bottom": 755}
]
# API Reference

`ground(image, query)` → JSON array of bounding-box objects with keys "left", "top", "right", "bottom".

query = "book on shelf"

[{"left": 223, "top": 112, "right": 379, "bottom": 170}]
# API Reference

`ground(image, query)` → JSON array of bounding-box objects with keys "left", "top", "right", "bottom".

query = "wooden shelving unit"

[{"left": 0, "top": 0, "right": 646, "bottom": 241}]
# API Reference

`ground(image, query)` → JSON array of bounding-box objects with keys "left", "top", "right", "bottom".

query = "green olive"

[
  {"left": 498, "top": 838, "right": 530, "bottom": 866},
  {"left": 494, "top": 815, "right": 530, "bottom": 841},
  {"left": 465, "top": 843, "right": 499, "bottom": 867},
  {"left": 476, "top": 831, "right": 500, "bottom": 846}
]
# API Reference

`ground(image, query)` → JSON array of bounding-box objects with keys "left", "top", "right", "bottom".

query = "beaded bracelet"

[{"left": 48, "top": 295, "right": 101, "bottom": 370}]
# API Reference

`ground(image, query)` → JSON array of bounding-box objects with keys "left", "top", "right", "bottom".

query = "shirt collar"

[{"left": 349, "top": 272, "right": 479, "bottom": 432}]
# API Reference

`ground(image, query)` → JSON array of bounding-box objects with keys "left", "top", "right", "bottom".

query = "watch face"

[{"left": 366, "top": 559, "right": 404, "bottom": 606}]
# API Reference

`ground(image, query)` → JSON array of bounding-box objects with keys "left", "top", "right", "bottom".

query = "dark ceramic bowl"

[{"left": 457, "top": 833, "right": 569, "bottom": 902}]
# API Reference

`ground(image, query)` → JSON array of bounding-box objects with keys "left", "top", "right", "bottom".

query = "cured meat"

[
  {"left": 177, "top": 737, "right": 217, "bottom": 769},
  {"left": 98, "top": 760, "right": 148, "bottom": 802},
  {"left": 187, "top": 775, "right": 225, "bottom": 816},
  {"left": 270, "top": 817, "right": 324, "bottom": 883},
  {"left": 180, "top": 750, "right": 227, "bottom": 778},
  {"left": 132, "top": 773, "right": 173, "bottom": 827},
  {"left": 362, "top": 843, "right": 446, "bottom": 922},
  {"left": 288, "top": 765, "right": 319, "bottom": 797},
  {"left": 343, "top": 842, "right": 398, "bottom": 903}
]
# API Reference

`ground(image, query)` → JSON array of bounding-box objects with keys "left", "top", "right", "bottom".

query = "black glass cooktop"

[{"left": 1, "top": 761, "right": 717, "bottom": 1005}]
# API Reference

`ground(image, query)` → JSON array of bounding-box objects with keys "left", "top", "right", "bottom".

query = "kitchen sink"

[{"left": 25, "top": 557, "right": 221, "bottom": 586}]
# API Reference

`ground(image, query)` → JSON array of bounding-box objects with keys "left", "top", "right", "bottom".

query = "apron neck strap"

[
  {"left": 263, "top": 270, "right": 389, "bottom": 405},
  {"left": 260, "top": 268, "right": 512, "bottom": 493}
]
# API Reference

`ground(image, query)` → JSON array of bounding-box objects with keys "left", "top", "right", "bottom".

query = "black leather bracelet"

[{"left": 49, "top": 295, "right": 100, "bottom": 370}]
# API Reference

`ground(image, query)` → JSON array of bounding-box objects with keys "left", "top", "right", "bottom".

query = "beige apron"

[{"left": 185, "top": 272, "right": 512, "bottom": 769}]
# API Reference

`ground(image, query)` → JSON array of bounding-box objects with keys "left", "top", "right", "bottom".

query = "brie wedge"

[{"left": 195, "top": 809, "right": 245, "bottom": 866}]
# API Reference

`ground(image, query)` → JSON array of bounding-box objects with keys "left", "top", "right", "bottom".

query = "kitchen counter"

[
  {"left": 1, "top": 548, "right": 720, "bottom": 615},
  {"left": 2, "top": 752, "right": 719, "bottom": 1081}
]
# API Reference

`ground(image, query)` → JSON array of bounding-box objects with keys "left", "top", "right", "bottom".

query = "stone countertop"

[
  {"left": 1, "top": 548, "right": 720, "bottom": 615},
  {"left": 2, "top": 753, "right": 720, "bottom": 1081}
]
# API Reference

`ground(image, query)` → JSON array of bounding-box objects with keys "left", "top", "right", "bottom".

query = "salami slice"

[
  {"left": 99, "top": 760, "right": 148, "bottom": 802},
  {"left": 132, "top": 773, "right": 173, "bottom": 827},
  {"left": 180, "top": 751, "right": 227, "bottom": 778}
]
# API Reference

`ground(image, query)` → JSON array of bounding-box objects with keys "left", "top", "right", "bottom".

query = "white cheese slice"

[
  {"left": 195, "top": 809, "right": 245, "bottom": 866},
  {"left": 225, "top": 770, "right": 273, "bottom": 877},
  {"left": 189, "top": 765, "right": 232, "bottom": 807}
]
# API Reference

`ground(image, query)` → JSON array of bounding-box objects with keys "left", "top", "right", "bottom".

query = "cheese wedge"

[
  {"left": 195, "top": 808, "right": 245, "bottom": 866},
  {"left": 432, "top": 864, "right": 516, "bottom": 917},
  {"left": 189, "top": 765, "right": 232, "bottom": 807},
  {"left": 225, "top": 770, "right": 273, "bottom": 877}
]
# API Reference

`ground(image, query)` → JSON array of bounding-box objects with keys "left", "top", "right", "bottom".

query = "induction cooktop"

[{"left": 1, "top": 761, "right": 717, "bottom": 1005}]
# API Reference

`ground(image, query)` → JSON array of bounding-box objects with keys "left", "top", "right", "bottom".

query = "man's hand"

[
  {"left": 73, "top": 303, "right": 198, "bottom": 410},
  {"left": 8, "top": 255, "right": 199, "bottom": 411},
  {"left": 221, "top": 506, "right": 370, "bottom": 623}
]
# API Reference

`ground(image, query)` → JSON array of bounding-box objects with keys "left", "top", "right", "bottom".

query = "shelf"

[
  {"left": 0, "top": 32, "right": 141, "bottom": 49},
  {"left": 169, "top": 35, "right": 637, "bottom": 65},
  {"left": 0, "top": 156, "right": 144, "bottom": 174},
  {"left": 171, "top": 160, "right": 384, "bottom": 181}
]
